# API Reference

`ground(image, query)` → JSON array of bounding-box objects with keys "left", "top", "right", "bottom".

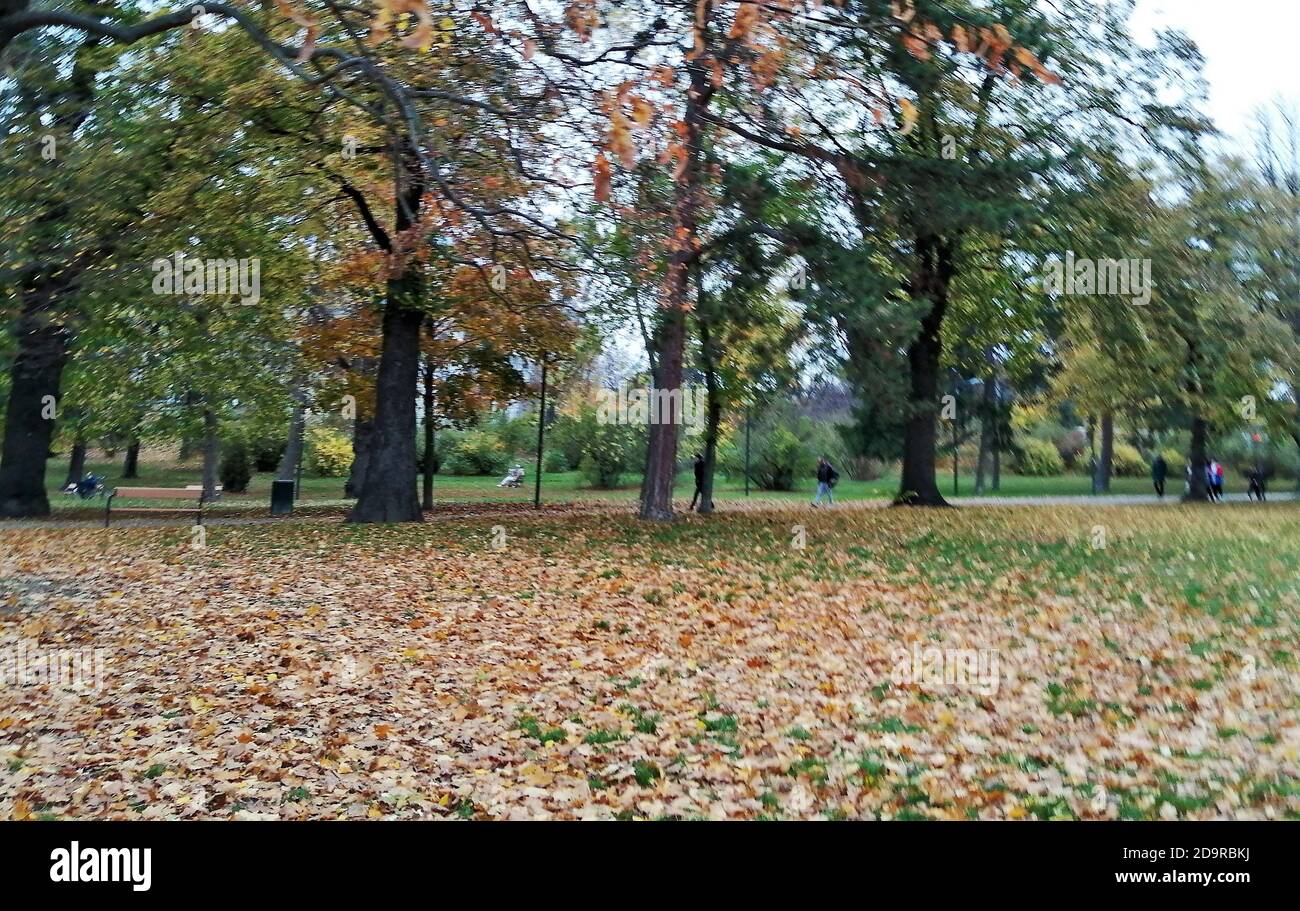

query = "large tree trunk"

[
  {"left": 640, "top": 72, "right": 707, "bottom": 522},
  {"left": 0, "top": 320, "right": 70, "bottom": 517},
  {"left": 122, "top": 437, "right": 140, "bottom": 479},
  {"left": 1185, "top": 415, "right": 1211, "bottom": 502},
  {"left": 346, "top": 136, "right": 425, "bottom": 524},
  {"left": 277, "top": 402, "right": 305, "bottom": 482},
  {"left": 348, "top": 284, "right": 424, "bottom": 523},
  {"left": 201, "top": 407, "right": 220, "bottom": 500},
  {"left": 345, "top": 419, "right": 373, "bottom": 499},
  {"left": 1095, "top": 411, "right": 1114, "bottom": 493},
  {"left": 346, "top": 420, "right": 371, "bottom": 498},
  {"left": 64, "top": 438, "right": 87, "bottom": 489},
  {"left": 0, "top": 38, "right": 102, "bottom": 518},
  {"left": 895, "top": 245, "right": 952, "bottom": 507},
  {"left": 640, "top": 312, "right": 684, "bottom": 521},
  {"left": 422, "top": 357, "right": 435, "bottom": 512}
]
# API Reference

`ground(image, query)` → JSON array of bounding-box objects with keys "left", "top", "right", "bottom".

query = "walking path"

[{"left": 0, "top": 490, "right": 1291, "bottom": 530}]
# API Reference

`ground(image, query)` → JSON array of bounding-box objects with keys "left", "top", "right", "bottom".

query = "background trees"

[{"left": 1, "top": 1, "right": 1295, "bottom": 518}]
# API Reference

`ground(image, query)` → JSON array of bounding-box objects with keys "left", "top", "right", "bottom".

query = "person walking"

[
  {"left": 1247, "top": 467, "right": 1267, "bottom": 502},
  {"left": 1151, "top": 453, "right": 1168, "bottom": 499},
  {"left": 812, "top": 456, "right": 838, "bottom": 507},
  {"left": 1215, "top": 460, "right": 1226, "bottom": 500},
  {"left": 689, "top": 453, "right": 706, "bottom": 511}
]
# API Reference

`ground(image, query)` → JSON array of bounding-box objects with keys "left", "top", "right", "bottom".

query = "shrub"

[
  {"left": 443, "top": 429, "right": 509, "bottom": 475},
  {"left": 543, "top": 448, "right": 568, "bottom": 473},
  {"left": 548, "top": 413, "right": 597, "bottom": 471},
  {"left": 306, "top": 427, "right": 354, "bottom": 477},
  {"left": 754, "top": 427, "right": 805, "bottom": 490},
  {"left": 487, "top": 413, "right": 537, "bottom": 456},
  {"left": 1111, "top": 442, "right": 1148, "bottom": 478},
  {"left": 1014, "top": 437, "right": 1064, "bottom": 476},
  {"left": 547, "top": 408, "right": 645, "bottom": 480},
  {"left": 840, "top": 454, "right": 887, "bottom": 482},
  {"left": 580, "top": 422, "right": 635, "bottom": 488},
  {"left": 719, "top": 404, "right": 842, "bottom": 491},
  {"left": 1055, "top": 428, "right": 1088, "bottom": 468},
  {"left": 219, "top": 440, "right": 252, "bottom": 493},
  {"left": 252, "top": 439, "right": 284, "bottom": 473}
]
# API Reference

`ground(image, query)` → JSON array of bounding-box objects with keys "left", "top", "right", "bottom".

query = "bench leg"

[{"left": 104, "top": 493, "right": 115, "bottom": 528}]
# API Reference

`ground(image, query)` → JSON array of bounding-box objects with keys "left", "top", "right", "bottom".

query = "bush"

[
  {"left": 1055, "top": 428, "right": 1087, "bottom": 468},
  {"left": 719, "top": 403, "right": 843, "bottom": 491},
  {"left": 1111, "top": 442, "right": 1148, "bottom": 478},
  {"left": 543, "top": 448, "right": 568, "bottom": 473},
  {"left": 548, "top": 414, "right": 592, "bottom": 471},
  {"left": 580, "top": 422, "right": 635, "bottom": 488},
  {"left": 252, "top": 439, "right": 284, "bottom": 473},
  {"left": 488, "top": 413, "right": 537, "bottom": 456},
  {"left": 306, "top": 427, "right": 354, "bottom": 477},
  {"left": 219, "top": 440, "right": 252, "bottom": 493},
  {"left": 546, "top": 408, "right": 646, "bottom": 480},
  {"left": 444, "top": 429, "right": 510, "bottom": 475},
  {"left": 840, "top": 454, "right": 887, "bottom": 481},
  {"left": 1014, "top": 437, "right": 1064, "bottom": 476},
  {"left": 754, "top": 427, "right": 804, "bottom": 490}
]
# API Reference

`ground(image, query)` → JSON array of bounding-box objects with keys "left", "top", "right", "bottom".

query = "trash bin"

[{"left": 270, "top": 479, "right": 295, "bottom": 516}]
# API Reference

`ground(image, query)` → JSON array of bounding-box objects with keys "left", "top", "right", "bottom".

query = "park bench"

[{"left": 104, "top": 485, "right": 221, "bottom": 527}]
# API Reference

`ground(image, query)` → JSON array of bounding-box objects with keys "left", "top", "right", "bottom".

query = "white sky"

[{"left": 1130, "top": 0, "right": 1300, "bottom": 145}]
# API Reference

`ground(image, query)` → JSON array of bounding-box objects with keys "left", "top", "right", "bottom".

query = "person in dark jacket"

[
  {"left": 1247, "top": 467, "right": 1267, "bottom": 502},
  {"left": 812, "top": 456, "right": 838, "bottom": 507},
  {"left": 1151, "top": 453, "right": 1168, "bottom": 498},
  {"left": 689, "top": 453, "right": 706, "bottom": 511}
]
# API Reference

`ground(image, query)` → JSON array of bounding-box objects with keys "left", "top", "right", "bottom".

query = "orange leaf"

[{"left": 593, "top": 153, "right": 611, "bottom": 202}]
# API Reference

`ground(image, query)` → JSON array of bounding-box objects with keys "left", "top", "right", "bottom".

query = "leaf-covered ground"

[{"left": 2, "top": 503, "right": 1298, "bottom": 820}]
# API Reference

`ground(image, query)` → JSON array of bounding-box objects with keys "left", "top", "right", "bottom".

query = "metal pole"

[{"left": 534, "top": 357, "right": 547, "bottom": 509}]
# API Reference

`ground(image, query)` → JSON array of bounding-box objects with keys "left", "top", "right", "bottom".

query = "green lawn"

[{"left": 44, "top": 458, "right": 1204, "bottom": 516}]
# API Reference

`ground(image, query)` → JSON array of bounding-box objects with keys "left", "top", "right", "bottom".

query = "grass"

[
  {"left": 37, "top": 457, "right": 1256, "bottom": 518},
  {"left": 3, "top": 497, "right": 1299, "bottom": 819}
]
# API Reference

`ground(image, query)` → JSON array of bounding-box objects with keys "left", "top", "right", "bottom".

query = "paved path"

[{"left": 1, "top": 490, "right": 1292, "bottom": 531}]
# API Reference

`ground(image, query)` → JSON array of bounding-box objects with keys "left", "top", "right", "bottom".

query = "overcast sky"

[{"left": 1130, "top": 0, "right": 1299, "bottom": 146}]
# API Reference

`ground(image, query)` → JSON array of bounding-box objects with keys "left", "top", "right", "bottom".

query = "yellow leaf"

[{"left": 898, "top": 98, "right": 919, "bottom": 136}]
